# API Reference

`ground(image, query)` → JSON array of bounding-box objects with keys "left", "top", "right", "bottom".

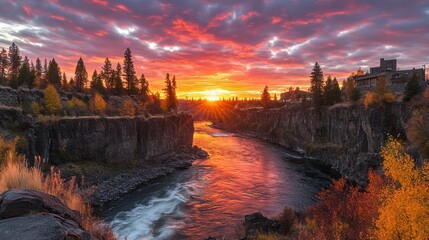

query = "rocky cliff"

[
  {"left": 31, "top": 114, "right": 194, "bottom": 164},
  {"left": 217, "top": 103, "right": 410, "bottom": 183}
]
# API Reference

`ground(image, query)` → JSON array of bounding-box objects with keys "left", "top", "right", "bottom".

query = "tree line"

[{"left": 0, "top": 42, "right": 178, "bottom": 112}]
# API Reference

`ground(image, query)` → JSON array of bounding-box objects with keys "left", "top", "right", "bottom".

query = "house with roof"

[{"left": 354, "top": 58, "right": 426, "bottom": 94}]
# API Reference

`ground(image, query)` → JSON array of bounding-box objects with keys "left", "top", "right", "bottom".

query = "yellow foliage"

[
  {"left": 91, "top": 93, "right": 106, "bottom": 114},
  {"left": 66, "top": 97, "right": 88, "bottom": 115},
  {"left": 31, "top": 102, "right": 41, "bottom": 114},
  {"left": 120, "top": 98, "right": 136, "bottom": 116},
  {"left": 364, "top": 92, "right": 376, "bottom": 107},
  {"left": 376, "top": 136, "right": 429, "bottom": 240},
  {"left": 44, "top": 84, "right": 61, "bottom": 114}
]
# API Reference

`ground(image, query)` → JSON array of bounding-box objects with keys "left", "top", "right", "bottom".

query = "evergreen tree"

[
  {"left": 90, "top": 69, "right": 105, "bottom": 94},
  {"left": 331, "top": 77, "right": 342, "bottom": 104},
  {"left": 62, "top": 72, "right": 69, "bottom": 91},
  {"left": 0, "top": 48, "right": 8, "bottom": 84},
  {"left": 403, "top": 71, "right": 420, "bottom": 102},
  {"left": 323, "top": 75, "right": 334, "bottom": 105},
  {"left": 8, "top": 42, "right": 21, "bottom": 85},
  {"left": 310, "top": 62, "right": 324, "bottom": 108},
  {"left": 17, "top": 56, "right": 33, "bottom": 88},
  {"left": 46, "top": 58, "right": 61, "bottom": 87},
  {"left": 113, "top": 63, "right": 123, "bottom": 95},
  {"left": 101, "top": 57, "right": 114, "bottom": 93},
  {"left": 344, "top": 75, "right": 360, "bottom": 102},
  {"left": 274, "top": 93, "right": 278, "bottom": 102},
  {"left": 171, "top": 75, "right": 178, "bottom": 110},
  {"left": 123, "top": 48, "right": 137, "bottom": 95},
  {"left": 35, "top": 58, "right": 42, "bottom": 77},
  {"left": 74, "top": 57, "right": 88, "bottom": 92},
  {"left": 260, "top": 85, "right": 271, "bottom": 109},
  {"left": 163, "top": 73, "right": 175, "bottom": 111},
  {"left": 139, "top": 74, "right": 150, "bottom": 102},
  {"left": 69, "top": 77, "right": 74, "bottom": 89}
]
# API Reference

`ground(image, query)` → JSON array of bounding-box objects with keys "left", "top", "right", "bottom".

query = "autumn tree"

[
  {"left": 403, "top": 71, "right": 420, "bottom": 102},
  {"left": 46, "top": 58, "right": 61, "bottom": 87},
  {"left": 139, "top": 74, "right": 150, "bottom": 102},
  {"left": 310, "top": 62, "right": 324, "bottom": 108},
  {"left": 148, "top": 92, "right": 163, "bottom": 114},
  {"left": 8, "top": 42, "right": 21, "bottom": 85},
  {"left": 406, "top": 109, "right": 429, "bottom": 158},
  {"left": 260, "top": 85, "right": 271, "bottom": 109},
  {"left": 44, "top": 84, "right": 61, "bottom": 114},
  {"left": 90, "top": 93, "right": 106, "bottom": 114},
  {"left": 364, "top": 76, "right": 395, "bottom": 107},
  {"left": 74, "top": 57, "right": 88, "bottom": 92},
  {"left": 376, "top": 136, "right": 429, "bottom": 240},
  {"left": 343, "top": 74, "right": 360, "bottom": 103},
  {"left": 0, "top": 48, "right": 8, "bottom": 84},
  {"left": 123, "top": 48, "right": 137, "bottom": 95}
]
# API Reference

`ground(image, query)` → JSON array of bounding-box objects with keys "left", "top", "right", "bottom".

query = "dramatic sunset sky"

[{"left": 0, "top": 0, "right": 428, "bottom": 99}]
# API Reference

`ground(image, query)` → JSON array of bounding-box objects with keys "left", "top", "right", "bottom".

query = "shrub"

[
  {"left": 31, "top": 102, "right": 41, "bottom": 115},
  {"left": 65, "top": 97, "right": 88, "bottom": 116},
  {"left": 44, "top": 84, "right": 62, "bottom": 114},
  {"left": 278, "top": 207, "right": 297, "bottom": 235},
  {"left": 90, "top": 93, "right": 106, "bottom": 114},
  {"left": 364, "top": 78, "right": 395, "bottom": 108},
  {"left": 120, "top": 98, "right": 135, "bottom": 116},
  {"left": 406, "top": 109, "right": 429, "bottom": 158}
]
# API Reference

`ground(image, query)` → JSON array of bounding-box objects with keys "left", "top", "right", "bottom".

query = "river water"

[{"left": 103, "top": 122, "right": 333, "bottom": 239}]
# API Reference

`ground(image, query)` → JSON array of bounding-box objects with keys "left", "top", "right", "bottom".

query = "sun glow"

[{"left": 203, "top": 89, "right": 228, "bottom": 101}]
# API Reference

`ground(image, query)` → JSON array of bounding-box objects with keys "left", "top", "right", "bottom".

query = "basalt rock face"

[
  {"left": 0, "top": 189, "right": 90, "bottom": 240},
  {"left": 33, "top": 114, "right": 194, "bottom": 164},
  {"left": 218, "top": 104, "right": 409, "bottom": 183}
]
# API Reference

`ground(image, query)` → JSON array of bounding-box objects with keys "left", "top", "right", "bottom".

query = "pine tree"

[
  {"left": 171, "top": 75, "right": 178, "bottom": 110},
  {"left": 46, "top": 58, "right": 61, "bottom": 87},
  {"left": 163, "top": 73, "right": 174, "bottom": 111},
  {"left": 323, "top": 75, "right": 334, "bottom": 105},
  {"left": 403, "top": 71, "right": 420, "bottom": 102},
  {"left": 0, "top": 48, "right": 8, "bottom": 84},
  {"left": 139, "top": 74, "right": 150, "bottom": 102},
  {"left": 62, "top": 72, "right": 69, "bottom": 91},
  {"left": 113, "top": 63, "right": 123, "bottom": 95},
  {"left": 17, "top": 56, "right": 33, "bottom": 88},
  {"left": 123, "top": 48, "right": 137, "bottom": 95},
  {"left": 260, "top": 85, "right": 271, "bottom": 109},
  {"left": 74, "top": 57, "right": 88, "bottom": 92},
  {"left": 310, "top": 62, "right": 324, "bottom": 108},
  {"left": 8, "top": 42, "right": 21, "bottom": 86},
  {"left": 35, "top": 58, "right": 42, "bottom": 77},
  {"left": 101, "top": 57, "right": 114, "bottom": 93},
  {"left": 331, "top": 77, "right": 342, "bottom": 104},
  {"left": 90, "top": 69, "right": 105, "bottom": 94}
]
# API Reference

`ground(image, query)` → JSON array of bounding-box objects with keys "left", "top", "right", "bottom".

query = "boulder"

[{"left": 0, "top": 189, "right": 90, "bottom": 240}]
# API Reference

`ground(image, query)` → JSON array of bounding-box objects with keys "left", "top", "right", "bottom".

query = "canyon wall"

[
  {"left": 218, "top": 103, "right": 410, "bottom": 183},
  {"left": 32, "top": 114, "right": 194, "bottom": 164}
]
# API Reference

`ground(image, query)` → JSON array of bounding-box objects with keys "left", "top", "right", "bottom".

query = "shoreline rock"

[{"left": 85, "top": 146, "right": 208, "bottom": 211}]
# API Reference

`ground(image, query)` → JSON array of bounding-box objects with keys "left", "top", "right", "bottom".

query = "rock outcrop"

[
  {"left": 217, "top": 103, "right": 410, "bottom": 183},
  {"left": 32, "top": 114, "right": 194, "bottom": 164},
  {"left": 0, "top": 189, "right": 90, "bottom": 240}
]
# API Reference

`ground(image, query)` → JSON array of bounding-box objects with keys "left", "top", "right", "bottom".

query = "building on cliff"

[
  {"left": 280, "top": 89, "right": 312, "bottom": 102},
  {"left": 355, "top": 58, "right": 426, "bottom": 94}
]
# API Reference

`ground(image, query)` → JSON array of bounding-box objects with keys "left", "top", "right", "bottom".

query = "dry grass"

[{"left": 0, "top": 138, "right": 116, "bottom": 240}]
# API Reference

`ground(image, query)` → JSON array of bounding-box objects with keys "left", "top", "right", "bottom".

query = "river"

[{"left": 103, "top": 122, "right": 333, "bottom": 239}]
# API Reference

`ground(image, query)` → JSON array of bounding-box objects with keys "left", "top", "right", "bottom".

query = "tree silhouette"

[
  {"left": 260, "top": 85, "right": 271, "bottom": 109},
  {"left": 0, "top": 48, "right": 8, "bottom": 84},
  {"left": 8, "top": 42, "right": 21, "bottom": 86},
  {"left": 310, "top": 62, "right": 324, "bottom": 108},
  {"left": 403, "top": 71, "right": 420, "bottom": 102},
  {"left": 47, "top": 58, "right": 61, "bottom": 87},
  {"left": 123, "top": 48, "right": 137, "bottom": 95},
  {"left": 74, "top": 57, "right": 88, "bottom": 92},
  {"left": 139, "top": 74, "right": 150, "bottom": 102}
]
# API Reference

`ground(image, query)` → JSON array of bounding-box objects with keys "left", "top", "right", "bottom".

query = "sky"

[{"left": 0, "top": 0, "right": 428, "bottom": 99}]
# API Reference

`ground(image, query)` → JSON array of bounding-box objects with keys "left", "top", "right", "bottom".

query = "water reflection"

[{"left": 104, "top": 122, "right": 332, "bottom": 239}]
